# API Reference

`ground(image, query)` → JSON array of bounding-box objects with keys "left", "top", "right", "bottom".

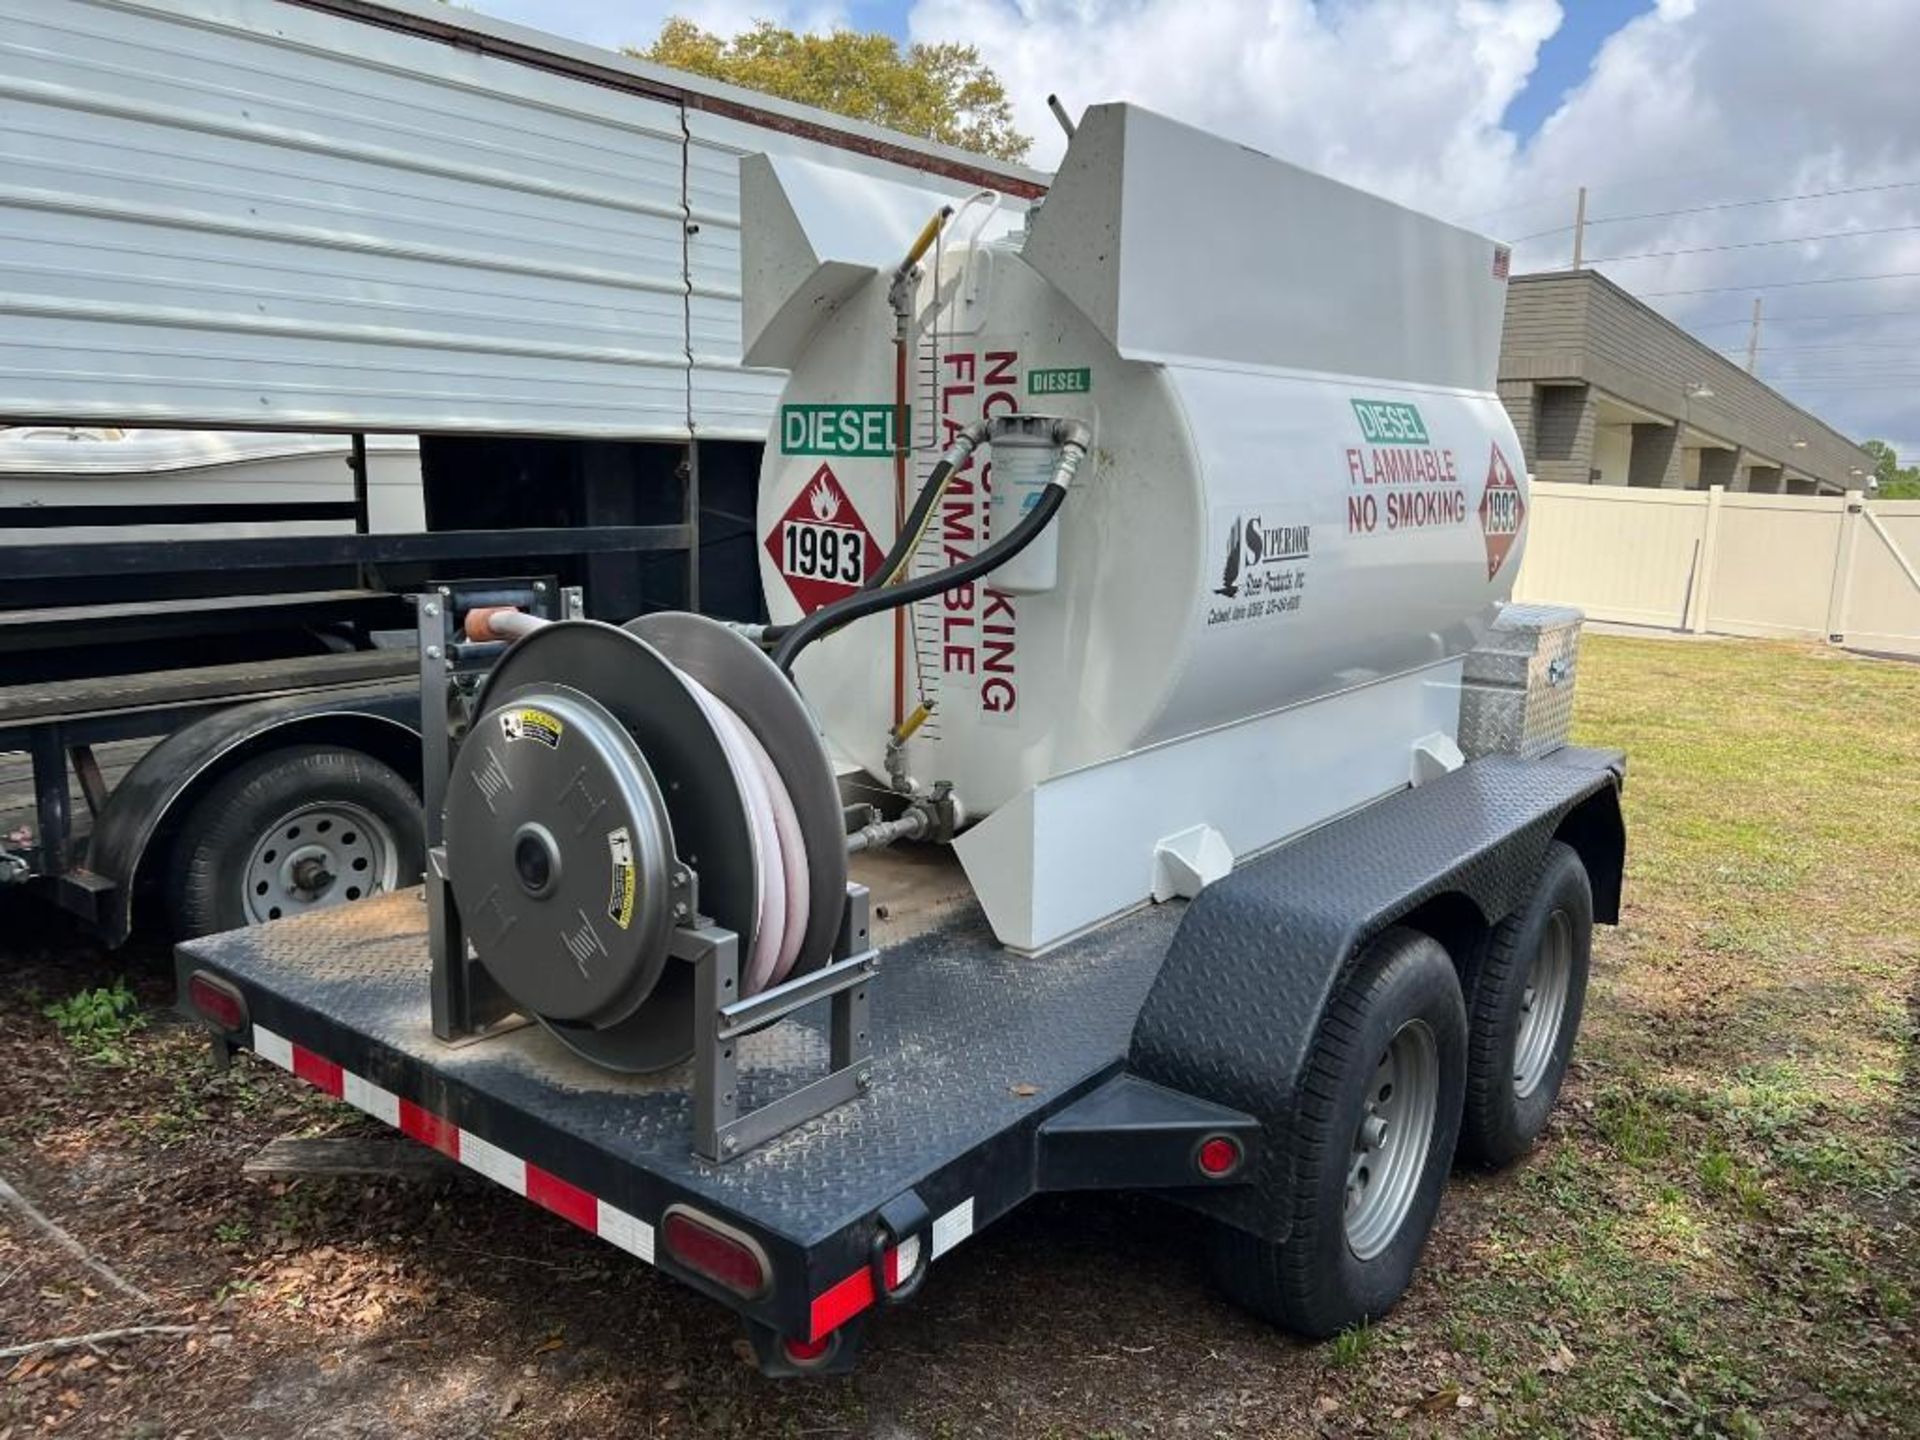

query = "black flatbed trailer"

[{"left": 175, "top": 744, "right": 1625, "bottom": 1371}]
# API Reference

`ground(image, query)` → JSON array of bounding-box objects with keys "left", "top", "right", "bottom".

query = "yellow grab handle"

[{"left": 899, "top": 206, "right": 954, "bottom": 273}]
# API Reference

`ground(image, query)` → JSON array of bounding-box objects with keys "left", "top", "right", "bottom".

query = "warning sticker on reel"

[
  {"left": 500, "top": 707, "right": 563, "bottom": 749},
  {"left": 606, "top": 827, "right": 636, "bottom": 930}
]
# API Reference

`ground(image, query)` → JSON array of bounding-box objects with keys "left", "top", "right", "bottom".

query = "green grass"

[
  {"left": 1326, "top": 1322, "right": 1378, "bottom": 1369},
  {"left": 1392, "top": 635, "right": 1920, "bottom": 1438},
  {"left": 42, "top": 978, "right": 146, "bottom": 1065}
]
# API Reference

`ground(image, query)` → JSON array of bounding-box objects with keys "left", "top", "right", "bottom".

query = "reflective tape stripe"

[
  {"left": 808, "top": 1200, "right": 972, "bottom": 1341},
  {"left": 457, "top": 1129, "right": 526, "bottom": 1195},
  {"left": 244, "top": 1031, "right": 986, "bottom": 1331},
  {"left": 527, "top": 1164, "right": 597, "bottom": 1230},
  {"left": 596, "top": 1201, "right": 655, "bottom": 1264},
  {"left": 398, "top": 1098, "right": 460, "bottom": 1158},
  {"left": 290, "top": 1044, "right": 343, "bottom": 1098},
  {"left": 252, "top": 1024, "right": 293, "bottom": 1072},
  {"left": 247, "top": 1028, "right": 652, "bottom": 1267},
  {"left": 343, "top": 1071, "right": 399, "bottom": 1127},
  {"left": 931, "top": 1198, "right": 974, "bottom": 1258}
]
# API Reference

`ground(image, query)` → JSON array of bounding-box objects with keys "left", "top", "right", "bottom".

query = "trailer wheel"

[
  {"left": 1209, "top": 927, "right": 1465, "bottom": 1338},
  {"left": 168, "top": 745, "right": 423, "bottom": 938},
  {"left": 1459, "top": 841, "right": 1593, "bottom": 1167}
]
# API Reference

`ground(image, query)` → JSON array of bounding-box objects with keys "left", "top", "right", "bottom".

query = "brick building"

[{"left": 1498, "top": 270, "right": 1873, "bottom": 496}]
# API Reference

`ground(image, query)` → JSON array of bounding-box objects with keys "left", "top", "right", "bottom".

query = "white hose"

[
  {"left": 732, "top": 720, "right": 810, "bottom": 986},
  {"left": 681, "top": 676, "right": 810, "bottom": 996}
]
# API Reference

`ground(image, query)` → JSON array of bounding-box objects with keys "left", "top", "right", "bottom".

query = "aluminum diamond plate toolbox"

[{"left": 1459, "top": 603, "right": 1585, "bottom": 760}]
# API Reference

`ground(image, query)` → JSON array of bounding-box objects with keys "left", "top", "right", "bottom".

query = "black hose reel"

[{"left": 441, "top": 613, "right": 849, "bottom": 1076}]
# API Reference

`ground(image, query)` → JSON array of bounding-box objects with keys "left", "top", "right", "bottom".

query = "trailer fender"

[
  {"left": 1127, "top": 748, "right": 1624, "bottom": 1241},
  {"left": 88, "top": 687, "right": 421, "bottom": 944}
]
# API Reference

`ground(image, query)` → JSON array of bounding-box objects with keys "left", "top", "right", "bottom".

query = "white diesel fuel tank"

[{"left": 743, "top": 104, "right": 1531, "bottom": 950}]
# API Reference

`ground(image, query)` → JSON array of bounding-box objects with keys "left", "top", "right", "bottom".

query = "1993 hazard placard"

[{"left": 764, "top": 463, "right": 883, "bottom": 613}]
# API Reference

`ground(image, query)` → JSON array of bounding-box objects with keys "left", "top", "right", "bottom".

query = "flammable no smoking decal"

[
  {"left": 1478, "top": 442, "right": 1526, "bottom": 579},
  {"left": 764, "top": 463, "right": 883, "bottom": 613}
]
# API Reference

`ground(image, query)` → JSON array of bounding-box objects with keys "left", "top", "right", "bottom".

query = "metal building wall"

[{"left": 0, "top": 0, "right": 1039, "bottom": 440}]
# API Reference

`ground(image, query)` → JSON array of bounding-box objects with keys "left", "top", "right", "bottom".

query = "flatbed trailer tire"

[
  {"left": 1209, "top": 926, "right": 1466, "bottom": 1338},
  {"left": 167, "top": 744, "right": 424, "bottom": 937},
  {"left": 1458, "top": 841, "right": 1593, "bottom": 1167}
]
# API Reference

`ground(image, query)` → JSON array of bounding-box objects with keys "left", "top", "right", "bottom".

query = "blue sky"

[
  {"left": 460, "top": 0, "right": 1920, "bottom": 457},
  {"left": 472, "top": 0, "right": 1655, "bottom": 143},
  {"left": 1500, "top": 0, "right": 1654, "bottom": 138}
]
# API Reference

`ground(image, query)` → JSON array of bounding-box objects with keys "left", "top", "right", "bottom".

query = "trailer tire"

[
  {"left": 168, "top": 745, "right": 423, "bottom": 938},
  {"left": 1209, "top": 927, "right": 1465, "bottom": 1339},
  {"left": 1459, "top": 841, "right": 1592, "bottom": 1167}
]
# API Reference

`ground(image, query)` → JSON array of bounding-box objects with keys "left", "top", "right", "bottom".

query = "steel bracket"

[{"left": 686, "top": 884, "right": 876, "bottom": 1163}]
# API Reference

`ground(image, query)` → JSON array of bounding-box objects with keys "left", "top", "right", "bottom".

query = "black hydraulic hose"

[
  {"left": 762, "top": 438, "right": 978, "bottom": 646},
  {"left": 864, "top": 457, "right": 957, "bottom": 593},
  {"left": 770, "top": 483, "right": 1066, "bottom": 676}
]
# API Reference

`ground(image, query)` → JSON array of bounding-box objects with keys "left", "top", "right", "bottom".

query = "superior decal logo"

[{"left": 1205, "top": 512, "right": 1310, "bottom": 631}]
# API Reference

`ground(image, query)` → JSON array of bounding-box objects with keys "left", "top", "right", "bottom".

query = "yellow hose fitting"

[
  {"left": 892, "top": 702, "right": 934, "bottom": 744},
  {"left": 898, "top": 206, "right": 954, "bottom": 275}
]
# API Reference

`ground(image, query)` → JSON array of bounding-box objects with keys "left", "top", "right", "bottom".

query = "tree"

[
  {"left": 632, "top": 19, "right": 1031, "bottom": 163},
  {"left": 1862, "top": 439, "right": 1920, "bottom": 499}
]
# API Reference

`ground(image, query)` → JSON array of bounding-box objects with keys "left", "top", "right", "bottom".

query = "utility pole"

[
  {"left": 1744, "top": 297, "right": 1763, "bottom": 373},
  {"left": 1571, "top": 186, "right": 1587, "bottom": 269}
]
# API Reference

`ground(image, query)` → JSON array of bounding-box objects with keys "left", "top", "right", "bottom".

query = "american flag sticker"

[{"left": 1492, "top": 245, "right": 1512, "bottom": 281}]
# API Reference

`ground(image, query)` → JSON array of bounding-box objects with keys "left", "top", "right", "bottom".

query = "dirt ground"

[{"left": 2, "top": 633, "right": 1916, "bottom": 1439}]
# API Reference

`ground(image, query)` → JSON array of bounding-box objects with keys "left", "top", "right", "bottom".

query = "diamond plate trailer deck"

[{"left": 174, "top": 745, "right": 1623, "bottom": 1369}]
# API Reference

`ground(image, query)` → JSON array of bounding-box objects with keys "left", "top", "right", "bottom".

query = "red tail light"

[
  {"left": 1196, "top": 1134, "right": 1243, "bottom": 1178},
  {"left": 782, "top": 1334, "right": 833, "bottom": 1366},
  {"left": 661, "top": 1206, "right": 771, "bottom": 1299},
  {"left": 187, "top": 972, "right": 247, "bottom": 1033}
]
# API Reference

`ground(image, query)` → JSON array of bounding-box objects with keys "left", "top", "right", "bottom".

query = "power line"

[
  {"left": 1465, "top": 153, "right": 1913, "bottom": 226},
  {"left": 1507, "top": 178, "right": 1920, "bottom": 244},
  {"left": 1585, "top": 222, "right": 1920, "bottom": 265},
  {"left": 1762, "top": 380, "right": 1920, "bottom": 389},
  {"left": 1634, "top": 270, "right": 1920, "bottom": 298},
  {"left": 1683, "top": 307, "right": 1920, "bottom": 329},
  {"left": 1751, "top": 364, "right": 1920, "bottom": 377},
  {"left": 1722, "top": 339, "right": 1920, "bottom": 354}
]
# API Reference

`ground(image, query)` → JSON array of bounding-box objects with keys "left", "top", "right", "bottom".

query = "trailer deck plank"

[
  {"left": 177, "top": 887, "right": 1179, "bottom": 1248},
  {"left": 0, "top": 651, "right": 416, "bottom": 729}
]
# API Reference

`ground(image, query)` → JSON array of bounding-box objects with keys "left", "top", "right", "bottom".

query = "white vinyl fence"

[{"left": 1513, "top": 483, "right": 1920, "bottom": 659}]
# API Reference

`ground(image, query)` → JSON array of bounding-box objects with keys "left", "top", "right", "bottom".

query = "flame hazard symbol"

[{"left": 1479, "top": 442, "right": 1526, "bottom": 580}]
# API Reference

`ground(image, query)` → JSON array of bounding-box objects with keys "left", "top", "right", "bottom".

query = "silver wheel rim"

[
  {"left": 242, "top": 801, "right": 398, "bottom": 924},
  {"left": 1345, "top": 1019, "right": 1440, "bottom": 1262},
  {"left": 1513, "top": 909, "right": 1574, "bottom": 1099}
]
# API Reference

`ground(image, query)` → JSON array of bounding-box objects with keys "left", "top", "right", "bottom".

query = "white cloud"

[
  {"left": 908, "top": 0, "right": 1919, "bottom": 456},
  {"left": 465, "top": 0, "right": 1919, "bottom": 455},
  {"left": 910, "top": 0, "right": 1559, "bottom": 217}
]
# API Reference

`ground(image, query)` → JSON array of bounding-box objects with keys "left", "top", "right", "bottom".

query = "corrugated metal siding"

[
  {"left": 0, "top": 0, "right": 1033, "bottom": 440},
  {"left": 2, "top": 0, "right": 689, "bottom": 435}
]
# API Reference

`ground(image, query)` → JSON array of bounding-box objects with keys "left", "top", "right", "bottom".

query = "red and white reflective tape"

[
  {"left": 249, "top": 1023, "right": 975, "bottom": 1336},
  {"left": 251, "top": 1024, "right": 654, "bottom": 1263}
]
